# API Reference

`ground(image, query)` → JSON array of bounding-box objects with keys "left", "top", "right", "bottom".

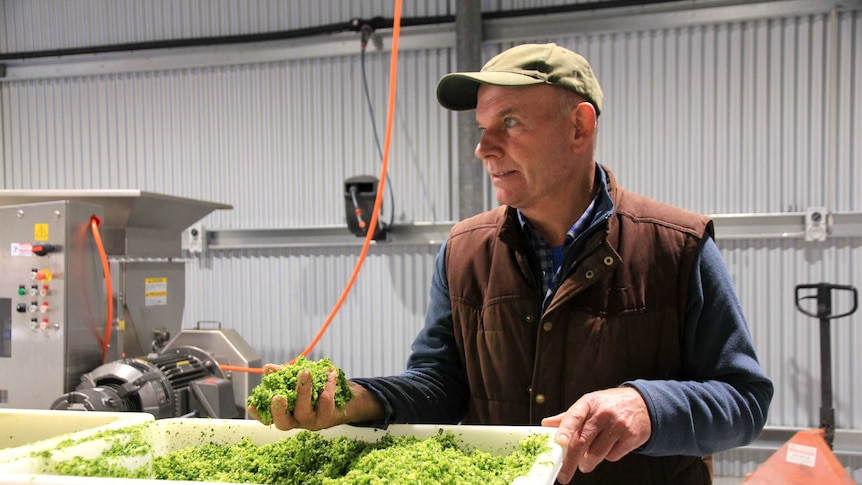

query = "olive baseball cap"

[{"left": 436, "top": 43, "right": 603, "bottom": 115}]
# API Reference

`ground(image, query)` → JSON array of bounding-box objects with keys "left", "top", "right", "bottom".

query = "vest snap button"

[
  {"left": 585, "top": 269, "right": 595, "bottom": 279},
  {"left": 525, "top": 314, "right": 534, "bottom": 323},
  {"left": 542, "top": 322, "right": 553, "bottom": 332},
  {"left": 603, "top": 256, "right": 614, "bottom": 266},
  {"left": 535, "top": 394, "right": 546, "bottom": 404},
  {"left": 527, "top": 386, "right": 532, "bottom": 394}
]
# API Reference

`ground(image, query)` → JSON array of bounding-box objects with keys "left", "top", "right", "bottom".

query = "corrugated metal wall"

[
  {"left": 184, "top": 245, "right": 439, "bottom": 379},
  {"left": 1, "top": 51, "right": 452, "bottom": 228},
  {"left": 1, "top": 1, "right": 860, "bottom": 477}
]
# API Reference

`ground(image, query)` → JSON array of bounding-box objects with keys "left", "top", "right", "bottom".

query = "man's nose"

[{"left": 475, "top": 130, "right": 500, "bottom": 160}]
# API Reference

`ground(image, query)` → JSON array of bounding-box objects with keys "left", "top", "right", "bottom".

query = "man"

[{"left": 251, "top": 43, "right": 773, "bottom": 484}]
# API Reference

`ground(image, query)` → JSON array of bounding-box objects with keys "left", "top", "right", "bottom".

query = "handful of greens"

[{"left": 246, "top": 356, "right": 354, "bottom": 423}]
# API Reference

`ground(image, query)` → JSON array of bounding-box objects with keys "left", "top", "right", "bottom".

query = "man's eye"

[{"left": 504, "top": 118, "right": 517, "bottom": 128}]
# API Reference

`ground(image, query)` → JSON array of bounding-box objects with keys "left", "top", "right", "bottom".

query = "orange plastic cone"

[{"left": 742, "top": 428, "right": 854, "bottom": 484}]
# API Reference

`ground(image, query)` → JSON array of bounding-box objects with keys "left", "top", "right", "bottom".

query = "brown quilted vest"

[{"left": 445, "top": 168, "right": 714, "bottom": 484}]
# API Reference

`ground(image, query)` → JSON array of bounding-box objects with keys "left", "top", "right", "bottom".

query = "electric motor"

[{"left": 51, "top": 346, "right": 236, "bottom": 419}]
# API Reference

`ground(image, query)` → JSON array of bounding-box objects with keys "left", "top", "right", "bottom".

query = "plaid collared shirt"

[{"left": 518, "top": 198, "right": 597, "bottom": 308}]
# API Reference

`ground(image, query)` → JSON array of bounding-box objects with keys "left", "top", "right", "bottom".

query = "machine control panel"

[
  {"left": 0, "top": 201, "right": 104, "bottom": 408},
  {"left": 9, "top": 251, "right": 61, "bottom": 335}
]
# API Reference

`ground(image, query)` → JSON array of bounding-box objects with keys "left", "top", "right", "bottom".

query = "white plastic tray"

[
  {"left": 0, "top": 409, "right": 154, "bottom": 452},
  {"left": 0, "top": 418, "right": 563, "bottom": 484}
]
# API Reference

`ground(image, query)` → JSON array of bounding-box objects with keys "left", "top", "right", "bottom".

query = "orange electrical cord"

[
  {"left": 90, "top": 215, "right": 113, "bottom": 364},
  {"left": 290, "top": 0, "right": 403, "bottom": 365},
  {"left": 220, "top": 364, "right": 265, "bottom": 374},
  {"left": 221, "top": 0, "right": 404, "bottom": 374}
]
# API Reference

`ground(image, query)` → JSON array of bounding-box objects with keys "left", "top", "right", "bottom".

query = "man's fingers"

[
  {"left": 550, "top": 400, "right": 592, "bottom": 484},
  {"left": 262, "top": 363, "right": 282, "bottom": 376},
  {"left": 247, "top": 405, "right": 266, "bottom": 424},
  {"left": 270, "top": 396, "right": 297, "bottom": 430},
  {"left": 555, "top": 400, "right": 590, "bottom": 448},
  {"left": 579, "top": 428, "right": 619, "bottom": 473},
  {"left": 540, "top": 412, "right": 564, "bottom": 428},
  {"left": 292, "top": 370, "right": 314, "bottom": 422},
  {"left": 315, "top": 370, "right": 338, "bottom": 417}
]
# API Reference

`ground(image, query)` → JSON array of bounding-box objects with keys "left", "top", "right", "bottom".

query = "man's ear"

[{"left": 572, "top": 102, "right": 597, "bottom": 150}]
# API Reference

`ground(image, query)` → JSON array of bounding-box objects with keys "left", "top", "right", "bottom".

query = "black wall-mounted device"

[{"left": 344, "top": 175, "right": 387, "bottom": 241}]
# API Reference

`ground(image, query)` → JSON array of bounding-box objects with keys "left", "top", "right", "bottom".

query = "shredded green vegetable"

[
  {"left": 246, "top": 356, "right": 354, "bottom": 423},
  {"left": 30, "top": 423, "right": 152, "bottom": 478},
  {"left": 33, "top": 427, "right": 550, "bottom": 484},
  {"left": 153, "top": 431, "right": 373, "bottom": 483}
]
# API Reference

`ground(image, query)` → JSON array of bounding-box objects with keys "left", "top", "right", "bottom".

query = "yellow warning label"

[
  {"left": 145, "top": 277, "right": 168, "bottom": 306},
  {"left": 34, "top": 224, "right": 49, "bottom": 241},
  {"left": 145, "top": 290, "right": 168, "bottom": 306}
]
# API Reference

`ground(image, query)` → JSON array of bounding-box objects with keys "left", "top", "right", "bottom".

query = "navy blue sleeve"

[
  {"left": 351, "top": 240, "right": 470, "bottom": 425},
  {"left": 625, "top": 236, "right": 773, "bottom": 456}
]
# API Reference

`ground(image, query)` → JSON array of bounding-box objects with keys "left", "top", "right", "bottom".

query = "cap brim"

[{"left": 436, "top": 71, "right": 545, "bottom": 110}]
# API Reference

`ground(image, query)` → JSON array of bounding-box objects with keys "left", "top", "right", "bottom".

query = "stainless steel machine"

[{"left": 0, "top": 190, "right": 261, "bottom": 419}]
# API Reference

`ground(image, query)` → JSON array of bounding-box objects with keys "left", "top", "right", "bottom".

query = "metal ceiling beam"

[
  {"left": 484, "top": 0, "right": 862, "bottom": 43},
  {"left": 5, "top": 0, "right": 859, "bottom": 82}
]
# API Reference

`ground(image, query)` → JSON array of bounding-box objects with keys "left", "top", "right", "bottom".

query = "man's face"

[{"left": 474, "top": 84, "right": 581, "bottom": 215}]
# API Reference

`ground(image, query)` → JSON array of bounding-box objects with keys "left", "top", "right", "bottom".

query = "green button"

[{"left": 18, "top": 285, "right": 26, "bottom": 295}]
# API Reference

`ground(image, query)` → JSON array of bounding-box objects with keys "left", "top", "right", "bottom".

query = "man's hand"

[
  {"left": 247, "top": 364, "right": 385, "bottom": 431},
  {"left": 541, "top": 387, "right": 651, "bottom": 484}
]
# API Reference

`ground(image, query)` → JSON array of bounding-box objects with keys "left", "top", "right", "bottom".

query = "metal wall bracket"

[
  {"left": 711, "top": 211, "right": 862, "bottom": 241},
  {"left": 186, "top": 211, "right": 862, "bottom": 251},
  {"left": 197, "top": 221, "right": 455, "bottom": 251},
  {"left": 186, "top": 222, "right": 206, "bottom": 254},
  {"left": 804, "top": 207, "right": 829, "bottom": 242}
]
